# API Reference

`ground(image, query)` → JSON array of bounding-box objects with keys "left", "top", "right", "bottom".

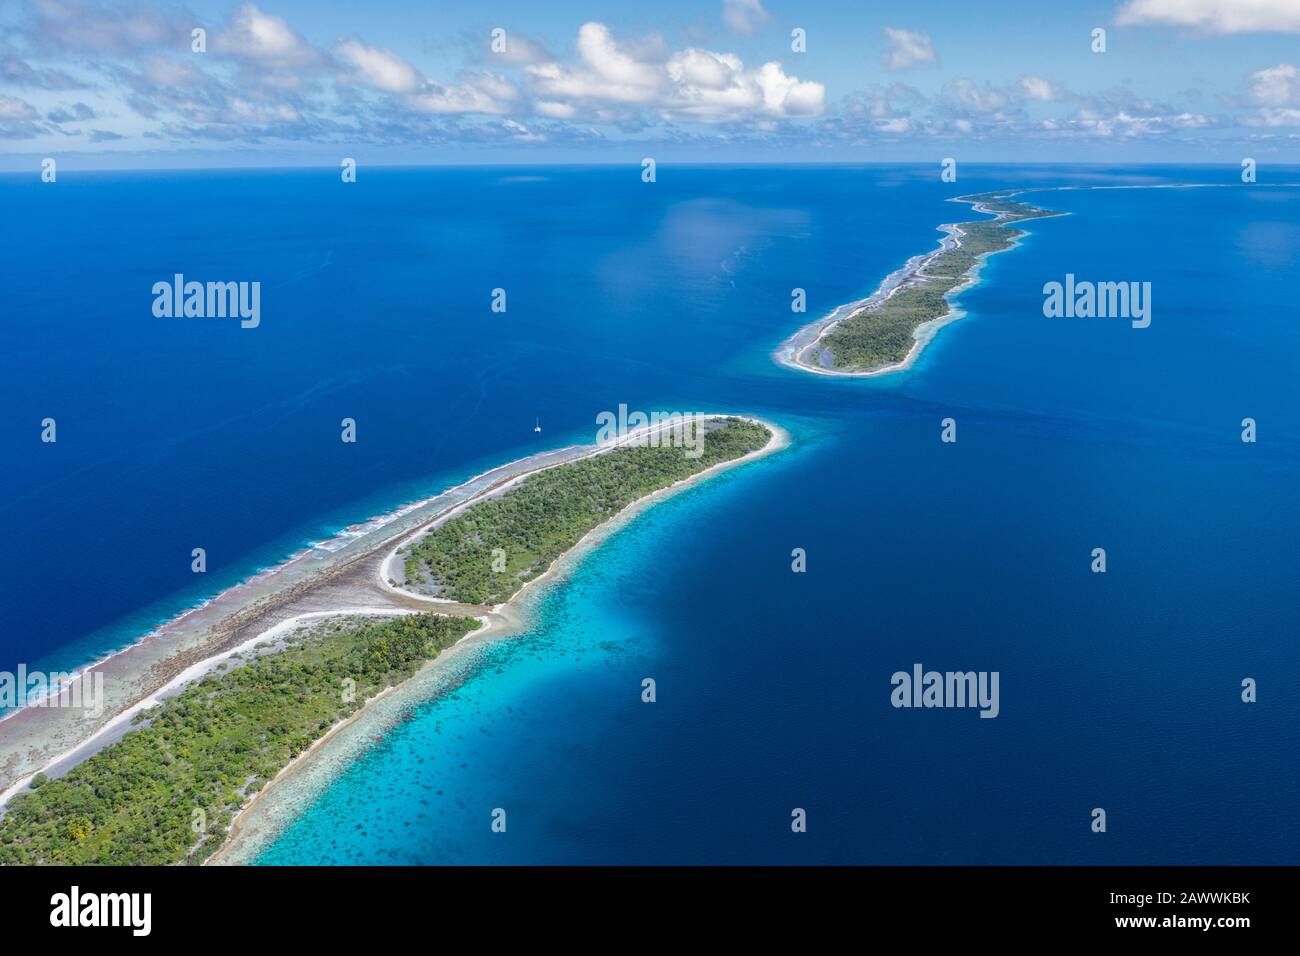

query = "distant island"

[
  {"left": 0, "top": 416, "right": 780, "bottom": 865},
  {"left": 780, "top": 191, "right": 1061, "bottom": 376}
]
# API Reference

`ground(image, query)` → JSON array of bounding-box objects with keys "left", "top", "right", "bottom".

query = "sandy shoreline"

[
  {"left": 775, "top": 193, "right": 1048, "bottom": 378},
  {"left": 203, "top": 617, "right": 491, "bottom": 866},
  {"left": 0, "top": 448, "right": 588, "bottom": 795},
  {"left": 0, "top": 607, "right": 414, "bottom": 808},
  {"left": 0, "top": 415, "right": 765, "bottom": 801},
  {"left": 207, "top": 415, "right": 789, "bottom": 864},
  {"left": 778, "top": 181, "right": 1300, "bottom": 380},
  {"left": 0, "top": 415, "right": 787, "bottom": 862}
]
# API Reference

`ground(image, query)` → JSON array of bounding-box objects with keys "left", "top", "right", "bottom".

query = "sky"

[{"left": 2, "top": 0, "right": 1300, "bottom": 168}]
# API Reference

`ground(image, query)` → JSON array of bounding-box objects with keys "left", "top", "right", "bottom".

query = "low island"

[
  {"left": 0, "top": 416, "right": 777, "bottom": 865},
  {"left": 781, "top": 191, "right": 1061, "bottom": 376},
  {"left": 399, "top": 416, "right": 773, "bottom": 605}
]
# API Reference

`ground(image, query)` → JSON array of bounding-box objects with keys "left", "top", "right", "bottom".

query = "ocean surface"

[{"left": 3, "top": 165, "right": 1297, "bottom": 864}]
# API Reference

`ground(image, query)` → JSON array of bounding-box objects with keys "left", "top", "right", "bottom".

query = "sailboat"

[{"left": 534, "top": 417, "right": 542, "bottom": 433}]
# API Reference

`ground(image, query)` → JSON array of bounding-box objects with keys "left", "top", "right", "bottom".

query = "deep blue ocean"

[{"left": 3, "top": 165, "right": 1297, "bottom": 864}]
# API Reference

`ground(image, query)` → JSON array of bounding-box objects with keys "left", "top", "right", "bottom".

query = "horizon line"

[{"left": 3, "top": 158, "right": 1297, "bottom": 176}]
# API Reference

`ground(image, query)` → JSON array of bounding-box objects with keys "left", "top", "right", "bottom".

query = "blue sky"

[{"left": 3, "top": 0, "right": 1300, "bottom": 168}]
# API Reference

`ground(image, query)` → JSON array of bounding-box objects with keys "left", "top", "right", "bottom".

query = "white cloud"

[
  {"left": 227, "top": 97, "right": 300, "bottom": 123},
  {"left": 522, "top": 23, "right": 826, "bottom": 123},
  {"left": 1019, "top": 75, "right": 1057, "bottom": 102},
  {"left": 723, "top": 0, "right": 771, "bottom": 34},
  {"left": 1252, "top": 107, "right": 1300, "bottom": 125},
  {"left": 524, "top": 21, "right": 824, "bottom": 121},
  {"left": 407, "top": 73, "right": 517, "bottom": 115},
  {"left": 882, "top": 27, "right": 936, "bottom": 70},
  {"left": 528, "top": 22, "right": 663, "bottom": 104},
  {"left": 574, "top": 22, "right": 662, "bottom": 90},
  {"left": 336, "top": 40, "right": 421, "bottom": 93},
  {"left": 487, "top": 34, "right": 552, "bottom": 66},
  {"left": 875, "top": 117, "right": 912, "bottom": 133},
  {"left": 1117, "top": 0, "right": 1300, "bottom": 33},
  {"left": 1245, "top": 64, "right": 1300, "bottom": 126},
  {"left": 663, "top": 50, "right": 823, "bottom": 120},
  {"left": 834, "top": 83, "right": 927, "bottom": 136},
  {"left": 1067, "top": 104, "right": 1212, "bottom": 137},
  {"left": 668, "top": 48, "right": 742, "bottom": 90},
  {"left": 501, "top": 118, "right": 544, "bottom": 141},
  {"left": 1248, "top": 63, "right": 1299, "bottom": 105},
  {"left": 753, "top": 62, "right": 825, "bottom": 116},
  {"left": 215, "top": 4, "right": 321, "bottom": 66},
  {"left": 534, "top": 100, "right": 577, "bottom": 119},
  {"left": 332, "top": 38, "right": 516, "bottom": 115},
  {"left": 945, "top": 78, "right": 1009, "bottom": 113}
]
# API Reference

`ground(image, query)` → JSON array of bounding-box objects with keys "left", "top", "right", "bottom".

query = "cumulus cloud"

[
  {"left": 1250, "top": 107, "right": 1300, "bottom": 126},
  {"left": 534, "top": 100, "right": 577, "bottom": 119},
  {"left": 525, "top": 22, "right": 823, "bottom": 122},
  {"left": 31, "top": 6, "right": 1254, "bottom": 151},
  {"left": 882, "top": 27, "right": 936, "bottom": 70},
  {"left": 332, "top": 38, "right": 519, "bottom": 115},
  {"left": 1068, "top": 106, "right": 1212, "bottom": 136},
  {"left": 1245, "top": 63, "right": 1300, "bottom": 126},
  {"left": 818, "top": 74, "right": 1218, "bottom": 144},
  {"left": 663, "top": 48, "right": 823, "bottom": 120},
  {"left": 831, "top": 83, "right": 926, "bottom": 136},
  {"left": 481, "top": 32, "right": 553, "bottom": 66},
  {"left": 6, "top": 6, "right": 831, "bottom": 143},
  {"left": 527, "top": 22, "right": 663, "bottom": 105},
  {"left": 1117, "top": 0, "right": 1300, "bottom": 34},
  {"left": 1019, "top": 75, "right": 1058, "bottom": 102},
  {"left": 943, "top": 78, "right": 1010, "bottom": 113},
  {"left": 336, "top": 40, "right": 422, "bottom": 94},
  {"left": 407, "top": 72, "right": 518, "bottom": 115},
  {"left": 1248, "top": 63, "right": 1299, "bottom": 105},
  {"left": 723, "top": 0, "right": 771, "bottom": 35},
  {"left": 751, "top": 62, "right": 824, "bottom": 116},
  {"left": 214, "top": 4, "right": 321, "bottom": 67}
]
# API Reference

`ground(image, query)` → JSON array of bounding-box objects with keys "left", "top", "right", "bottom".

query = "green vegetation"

[
  {"left": 0, "top": 418, "right": 774, "bottom": 865},
  {"left": 0, "top": 613, "right": 479, "bottom": 865},
  {"left": 818, "top": 192, "right": 1058, "bottom": 370},
  {"left": 403, "top": 417, "right": 772, "bottom": 605}
]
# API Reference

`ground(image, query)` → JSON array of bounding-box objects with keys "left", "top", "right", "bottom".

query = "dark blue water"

[{"left": 3, "top": 166, "right": 1297, "bottom": 863}]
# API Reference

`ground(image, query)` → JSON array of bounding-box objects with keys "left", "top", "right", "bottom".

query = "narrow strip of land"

[
  {"left": 778, "top": 191, "right": 1061, "bottom": 376},
  {"left": 0, "top": 414, "right": 771, "bottom": 797},
  {"left": 0, "top": 416, "right": 784, "bottom": 864}
]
